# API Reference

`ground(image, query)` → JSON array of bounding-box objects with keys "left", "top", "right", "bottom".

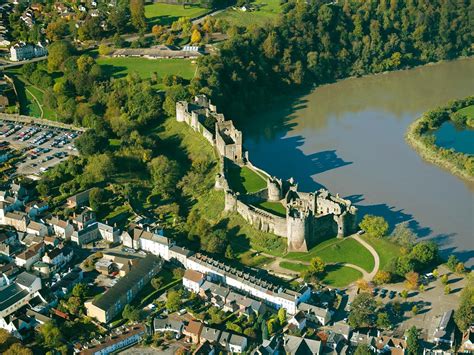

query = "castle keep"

[{"left": 176, "top": 96, "right": 357, "bottom": 252}]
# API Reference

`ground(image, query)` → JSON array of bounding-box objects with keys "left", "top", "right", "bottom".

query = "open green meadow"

[
  {"left": 215, "top": 0, "right": 282, "bottom": 27},
  {"left": 458, "top": 105, "right": 474, "bottom": 119},
  {"left": 286, "top": 237, "right": 375, "bottom": 272},
  {"left": 227, "top": 164, "right": 267, "bottom": 194},
  {"left": 97, "top": 57, "right": 196, "bottom": 82},
  {"left": 321, "top": 265, "right": 363, "bottom": 288},
  {"left": 253, "top": 201, "right": 286, "bottom": 217},
  {"left": 362, "top": 235, "right": 402, "bottom": 270},
  {"left": 145, "top": 3, "right": 209, "bottom": 26}
]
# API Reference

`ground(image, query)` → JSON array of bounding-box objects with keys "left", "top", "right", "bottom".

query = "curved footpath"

[{"left": 260, "top": 234, "right": 380, "bottom": 283}]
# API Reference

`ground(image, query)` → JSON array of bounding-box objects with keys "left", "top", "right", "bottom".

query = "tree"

[
  {"left": 406, "top": 326, "right": 421, "bottom": 355},
  {"left": 47, "top": 40, "right": 74, "bottom": 72},
  {"left": 354, "top": 344, "right": 372, "bottom": 355},
  {"left": 148, "top": 156, "right": 180, "bottom": 199},
  {"left": 359, "top": 215, "right": 389, "bottom": 238},
  {"left": 267, "top": 318, "right": 279, "bottom": 334},
  {"left": 444, "top": 285, "right": 451, "bottom": 295},
  {"left": 455, "top": 262, "right": 466, "bottom": 274},
  {"left": 278, "top": 308, "right": 286, "bottom": 325},
  {"left": 225, "top": 244, "right": 235, "bottom": 259},
  {"left": 440, "top": 274, "right": 449, "bottom": 285},
  {"left": 373, "top": 270, "right": 391, "bottom": 285},
  {"left": 455, "top": 286, "right": 474, "bottom": 332},
  {"left": 405, "top": 272, "right": 419, "bottom": 290},
  {"left": 122, "top": 304, "right": 142, "bottom": 321},
  {"left": 84, "top": 154, "right": 115, "bottom": 183},
  {"left": 4, "top": 343, "right": 32, "bottom": 355},
  {"left": 302, "top": 257, "right": 326, "bottom": 282},
  {"left": 446, "top": 255, "right": 459, "bottom": 271},
  {"left": 166, "top": 289, "right": 182, "bottom": 312},
  {"left": 191, "top": 29, "right": 202, "bottom": 44},
  {"left": 400, "top": 290, "right": 408, "bottom": 299},
  {"left": 348, "top": 293, "right": 377, "bottom": 328},
  {"left": 151, "top": 276, "right": 163, "bottom": 290},
  {"left": 261, "top": 320, "right": 269, "bottom": 340},
  {"left": 130, "top": 0, "right": 146, "bottom": 32},
  {"left": 376, "top": 312, "right": 391, "bottom": 330},
  {"left": 89, "top": 187, "right": 107, "bottom": 212},
  {"left": 411, "top": 305, "right": 418, "bottom": 315},
  {"left": 98, "top": 43, "right": 113, "bottom": 56},
  {"left": 391, "top": 222, "right": 417, "bottom": 250},
  {"left": 75, "top": 129, "right": 108, "bottom": 156},
  {"left": 410, "top": 241, "right": 438, "bottom": 266},
  {"left": 37, "top": 322, "right": 62, "bottom": 348},
  {"left": 72, "top": 283, "right": 88, "bottom": 299}
]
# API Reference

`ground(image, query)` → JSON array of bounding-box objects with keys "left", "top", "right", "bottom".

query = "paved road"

[{"left": 0, "top": 56, "right": 48, "bottom": 70}]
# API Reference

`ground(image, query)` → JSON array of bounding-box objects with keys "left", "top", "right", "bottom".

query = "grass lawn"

[
  {"left": 145, "top": 3, "right": 209, "bottom": 26},
  {"left": 96, "top": 57, "right": 196, "bottom": 82},
  {"left": 458, "top": 105, "right": 474, "bottom": 119},
  {"left": 253, "top": 201, "right": 286, "bottom": 217},
  {"left": 286, "top": 237, "right": 375, "bottom": 272},
  {"left": 362, "top": 235, "right": 402, "bottom": 270},
  {"left": 227, "top": 164, "right": 267, "bottom": 194},
  {"left": 279, "top": 261, "right": 308, "bottom": 273},
  {"left": 215, "top": 0, "right": 282, "bottom": 27},
  {"left": 239, "top": 250, "right": 274, "bottom": 268},
  {"left": 321, "top": 265, "right": 363, "bottom": 288}
]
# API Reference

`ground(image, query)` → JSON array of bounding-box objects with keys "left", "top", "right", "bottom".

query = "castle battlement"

[{"left": 176, "top": 96, "right": 357, "bottom": 252}]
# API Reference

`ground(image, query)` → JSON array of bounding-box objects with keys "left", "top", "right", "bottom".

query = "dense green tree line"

[{"left": 194, "top": 0, "right": 472, "bottom": 119}]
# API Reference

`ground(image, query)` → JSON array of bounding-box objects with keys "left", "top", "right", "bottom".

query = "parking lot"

[{"left": 0, "top": 119, "right": 81, "bottom": 176}]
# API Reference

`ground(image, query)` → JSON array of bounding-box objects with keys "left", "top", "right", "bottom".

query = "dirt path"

[{"left": 25, "top": 87, "right": 43, "bottom": 118}]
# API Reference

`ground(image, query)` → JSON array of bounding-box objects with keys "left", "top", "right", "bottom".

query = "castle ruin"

[{"left": 176, "top": 95, "right": 357, "bottom": 252}]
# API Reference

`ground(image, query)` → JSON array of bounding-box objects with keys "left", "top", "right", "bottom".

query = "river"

[{"left": 244, "top": 58, "right": 474, "bottom": 267}]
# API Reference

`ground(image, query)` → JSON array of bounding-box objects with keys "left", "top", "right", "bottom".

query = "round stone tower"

[
  {"left": 267, "top": 177, "right": 282, "bottom": 202},
  {"left": 287, "top": 209, "right": 308, "bottom": 252}
]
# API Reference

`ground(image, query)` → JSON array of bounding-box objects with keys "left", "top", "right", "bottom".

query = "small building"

[
  {"left": 15, "top": 247, "right": 41, "bottom": 270},
  {"left": 47, "top": 217, "right": 74, "bottom": 239},
  {"left": 183, "top": 269, "right": 205, "bottom": 293},
  {"left": 432, "top": 310, "right": 455, "bottom": 347},
  {"left": 288, "top": 311, "right": 307, "bottom": 330},
  {"left": 97, "top": 222, "right": 120, "bottom": 244},
  {"left": 298, "top": 302, "right": 332, "bottom": 325},
  {"left": 199, "top": 325, "right": 221, "bottom": 345},
  {"left": 71, "top": 222, "right": 100, "bottom": 246},
  {"left": 136, "top": 228, "right": 173, "bottom": 260},
  {"left": 183, "top": 320, "right": 203, "bottom": 344},
  {"left": 26, "top": 221, "right": 48, "bottom": 237},
  {"left": 153, "top": 317, "right": 184, "bottom": 339},
  {"left": 169, "top": 245, "right": 194, "bottom": 267},
  {"left": 283, "top": 335, "right": 322, "bottom": 355},
  {"left": 42, "top": 247, "right": 73, "bottom": 268},
  {"left": 228, "top": 333, "right": 248, "bottom": 353},
  {"left": 10, "top": 42, "right": 47, "bottom": 61},
  {"left": 67, "top": 189, "right": 93, "bottom": 209}
]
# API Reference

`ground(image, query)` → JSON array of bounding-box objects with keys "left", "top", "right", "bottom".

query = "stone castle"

[{"left": 176, "top": 96, "right": 357, "bottom": 252}]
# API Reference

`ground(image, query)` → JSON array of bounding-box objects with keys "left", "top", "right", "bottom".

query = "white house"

[
  {"left": 26, "top": 221, "right": 48, "bottom": 237},
  {"left": 10, "top": 42, "right": 47, "bottom": 61},
  {"left": 228, "top": 334, "right": 248, "bottom": 353},
  {"left": 97, "top": 222, "right": 120, "bottom": 244},
  {"left": 183, "top": 269, "right": 205, "bottom": 293},
  {"left": 47, "top": 217, "right": 74, "bottom": 239},
  {"left": 42, "top": 247, "right": 73, "bottom": 268},
  {"left": 298, "top": 302, "right": 332, "bottom": 325},
  {"left": 136, "top": 228, "right": 173, "bottom": 260}
]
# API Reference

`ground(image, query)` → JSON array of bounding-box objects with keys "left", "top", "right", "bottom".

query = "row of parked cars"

[{"left": 373, "top": 288, "right": 397, "bottom": 299}]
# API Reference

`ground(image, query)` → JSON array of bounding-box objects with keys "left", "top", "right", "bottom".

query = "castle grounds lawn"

[
  {"left": 321, "top": 265, "right": 363, "bottom": 288},
  {"left": 215, "top": 0, "right": 282, "bottom": 27},
  {"left": 227, "top": 164, "right": 267, "bottom": 194},
  {"left": 253, "top": 201, "right": 286, "bottom": 217},
  {"left": 96, "top": 57, "right": 196, "bottom": 82},
  {"left": 286, "top": 237, "right": 375, "bottom": 272},
  {"left": 362, "top": 235, "right": 402, "bottom": 270},
  {"left": 279, "top": 261, "right": 308, "bottom": 273},
  {"left": 458, "top": 105, "right": 474, "bottom": 119},
  {"left": 145, "top": 3, "right": 209, "bottom": 26}
]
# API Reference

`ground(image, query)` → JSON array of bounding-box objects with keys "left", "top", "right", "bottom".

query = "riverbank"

[{"left": 405, "top": 96, "right": 474, "bottom": 183}]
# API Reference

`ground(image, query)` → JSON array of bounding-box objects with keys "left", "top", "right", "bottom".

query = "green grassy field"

[
  {"left": 279, "top": 261, "right": 307, "bottom": 273},
  {"left": 215, "top": 0, "right": 282, "bottom": 27},
  {"left": 145, "top": 3, "right": 209, "bottom": 26},
  {"left": 227, "top": 165, "right": 267, "bottom": 194},
  {"left": 286, "top": 237, "right": 375, "bottom": 272},
  {"left": 458, "top": 105, "right": 474, "bottom": 119},
  {"left": 322, "top": 265, "right": 363, "bottom": 288},
  {"left": 97, "top": 57, "right": 197, "bottom": 81},
  {"left": 362, "top": 235, "right": 402, "bottom": 270},
  {"left": 253, "top": 201, "right": 286, "bottom": 217}
]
